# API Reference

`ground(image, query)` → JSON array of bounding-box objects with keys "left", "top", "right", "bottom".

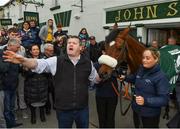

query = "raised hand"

[{"left": 3, "top": 50, "right": 25, "bottom": 64}]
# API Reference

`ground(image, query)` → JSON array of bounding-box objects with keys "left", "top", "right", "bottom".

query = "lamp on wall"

[
  {"left": 103, "top": 26, "right": 110, "bottom": 30},
  {"left": 72, "top": 0, "right": 83, "bottom": 12},
  {"left": 74, "top": 14, "right": 80, "bottom": 19}
]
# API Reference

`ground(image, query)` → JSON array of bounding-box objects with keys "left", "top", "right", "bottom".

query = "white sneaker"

[{"left": 22, "top": 109, "right": 28, "bottom": 119}]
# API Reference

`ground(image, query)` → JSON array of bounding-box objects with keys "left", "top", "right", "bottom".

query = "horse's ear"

[{"left": 120, "top": 26, "right": 130, "bottom": 39}]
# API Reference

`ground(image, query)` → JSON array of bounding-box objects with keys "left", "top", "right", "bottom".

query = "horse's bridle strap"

[{"left": 111, "top": 82, "right": 120, "bottom": 97}]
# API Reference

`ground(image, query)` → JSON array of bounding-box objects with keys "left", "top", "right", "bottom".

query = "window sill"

[
  {"left": 103, "top": 26, "right": 110, "bottom": 30},
  {"left": 18, "top": 17, "right": 23, "bottom": 21},
  {"left": 50, "top": 5, "right": 60, "bottom": 11}
]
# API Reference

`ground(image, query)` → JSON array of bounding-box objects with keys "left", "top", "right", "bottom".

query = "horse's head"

[
  {"left": 98, "top": 26, "right": 146, "bottom": 81},
  {"left": 98, "top": 27, "right": 130, "bottom": 80}
]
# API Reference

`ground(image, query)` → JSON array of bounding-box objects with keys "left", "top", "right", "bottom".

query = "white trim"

[
  {"left": 109, "top": 41, "right": 115, "bottom": 46},
  {"left": 98, "top": 55, "right": 118, "bottom": 68}
]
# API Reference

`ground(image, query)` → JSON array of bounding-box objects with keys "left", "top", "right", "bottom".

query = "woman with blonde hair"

[{"left": 121, "top": 47, "right": 169, "bottom": 128}]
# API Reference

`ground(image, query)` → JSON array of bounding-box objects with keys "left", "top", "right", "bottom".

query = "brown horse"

[
  {"left": 98, "top": 26, "right": 180, "bottom": 119},
  {"left": 98, "top": 27, "right": 146, "bottom": 79},
  {"left": 98, "top": 26, "right": 180, "bottom": 91}
]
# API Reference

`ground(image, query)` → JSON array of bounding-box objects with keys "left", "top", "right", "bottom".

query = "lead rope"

[
  {"left": 111, "top": 82, "right": 120, "bottom": 97},
  {"left": 111, "top": 77, "right": 132, "bottom": 116},
  {"left": 119, "top": 81, "right": 132, "bottom": 116}
]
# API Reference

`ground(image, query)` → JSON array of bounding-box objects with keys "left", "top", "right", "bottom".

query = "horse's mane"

[{"left": 125, "top": 35, "right": 146, "bottom": 73}]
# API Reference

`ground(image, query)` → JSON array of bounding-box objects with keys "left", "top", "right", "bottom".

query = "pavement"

[{"left": 15, "top": 90, "right": 177, "bottom": 128}]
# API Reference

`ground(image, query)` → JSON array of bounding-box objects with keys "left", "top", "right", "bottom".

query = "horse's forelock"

[{"left": 105, "top": 29, "right": 121, "bottom": 44}]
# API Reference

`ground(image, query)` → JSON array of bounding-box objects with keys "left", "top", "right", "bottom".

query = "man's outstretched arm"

[
  {"left": 3, "top": 50, "right": 38, "bottom": 69},
  {"left": 3, "top": 50, "right": 57, "bottom": 75}
]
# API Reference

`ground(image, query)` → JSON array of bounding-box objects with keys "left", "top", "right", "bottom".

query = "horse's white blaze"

[
  {"left": 109, "top": 41, "right": 115, "bottom": 46},
  {"left": 98, "top": 55, "right": 118, "bottom": 68}
]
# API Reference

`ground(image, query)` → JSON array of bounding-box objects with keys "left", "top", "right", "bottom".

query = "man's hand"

[
  {"left": 96, "top": 74, "right": 102, "bottom": 83},
  {"left": 119, "top": 75, "right": 125, "bottom": 81},
  {"left": 3, "top": 50, "right": 25, "bottom": 64},
  {"left": 135, "top": 96, "right": 144, "bottom": 105}
]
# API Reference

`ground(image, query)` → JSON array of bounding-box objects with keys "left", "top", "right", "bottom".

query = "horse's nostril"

[
  {"left": 99, "top": 72, "right": 110, "bottom": 81},
  {"left": 99, "top": 73, "right": 104, "bottom": 79},
  {"left": 104, "top": 72, "right": 108, "bottom": 74}
]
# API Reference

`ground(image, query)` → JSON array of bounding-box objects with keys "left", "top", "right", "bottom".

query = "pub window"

[
  {"left": 147, "top": 28, "right": 180, "bottom": 47},
  {"left": 147, "top": 29, "right": 168, "bottom": 47},
  {"left": 53, "top": 10, "right": 71, "bottom": 27}
]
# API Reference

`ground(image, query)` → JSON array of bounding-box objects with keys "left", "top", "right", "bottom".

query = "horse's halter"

[
  {"left": 107, "top": 39, "right": 128, "bottom": 78},
  {"left": 113, "top": 38, "right": 128, "bottom": 73},
  {"left": 117, "top": 40, "right": 128, "bottom": 66}
]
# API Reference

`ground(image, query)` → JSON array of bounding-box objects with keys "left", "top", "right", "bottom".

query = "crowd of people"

[
  {"left": 0, "top": 19, "right": 104, "bottom": 128},
  {"left": 0, "top": 18, "right": 180, "bottom": 128}
]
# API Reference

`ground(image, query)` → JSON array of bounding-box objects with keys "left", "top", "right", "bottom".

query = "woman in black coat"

[{"left": 24, "top": 44, "right": 48, "bottom": 124}]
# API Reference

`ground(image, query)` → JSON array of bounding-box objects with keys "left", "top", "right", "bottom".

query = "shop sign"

[
  {"left": 106, "top": 1, "right": 180, "bottom": 24},
  {"left": 24, "top": 11, "right": 39, "bottom": 25},
  {"left": 0, "top": 19, "right": 12, "bottom": 26}
]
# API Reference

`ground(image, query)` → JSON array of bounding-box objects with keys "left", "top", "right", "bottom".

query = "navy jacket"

[
  {"left": 30, "top": 27, "right": 41, "bottom": 45},
  {"left": 20, "top": 29, "right": 34, "bottom": 48},
  {"left": 0, "top": 48, "right": 19, "bottom": 91},
  {"left": 176, "top": 73, "right": 180, "bottom": 104},
  {"left": 95, "top": 77, "right": 118, "bottom": 98},
  {"left": 0, "top": 49, "right": 9, "bottom": 90},
  {"left": 54, "top": 30, "right": 67, "bottom": 39},
  {"left": 126, "top": 64, "right": 169, "bottom": 117},
  {"left": 94, "top": 63, "right": 118, "bottom": 98}
]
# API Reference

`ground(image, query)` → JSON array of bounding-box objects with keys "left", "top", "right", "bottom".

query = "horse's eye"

[{"left": 118, "top": 47, "right": 122, "bottom": 50}]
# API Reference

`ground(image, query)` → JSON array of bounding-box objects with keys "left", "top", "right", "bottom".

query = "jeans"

[
  {"left": 56, "top": 107, "right": 89, "bottom": 128},
  {"left": 4, "top": 90, "right": 16, "bottom": 128},
  {"left": 0, "top": 91, "right": 6, "bottom": 128},
  {"left": 15, "top": 74, "right": 27, "bottom": 110}
]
